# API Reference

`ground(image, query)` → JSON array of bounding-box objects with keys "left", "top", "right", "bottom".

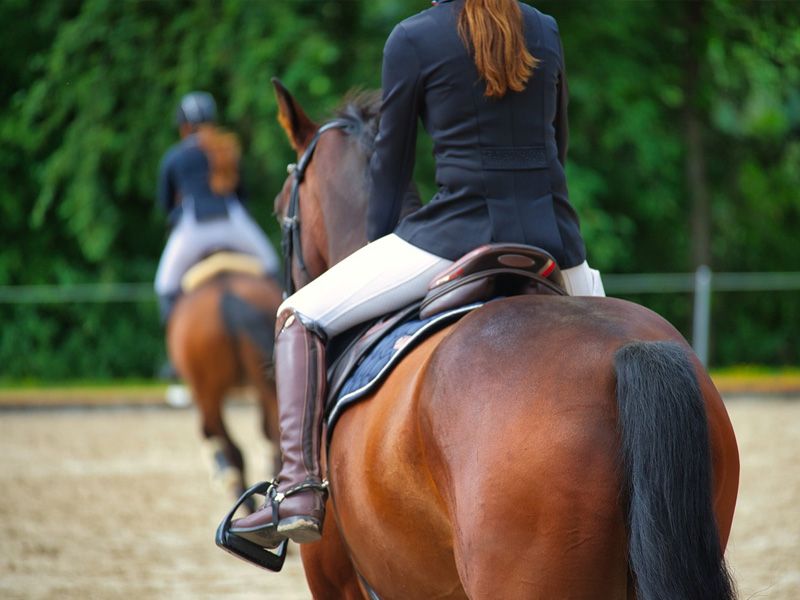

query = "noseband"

[{"left": 281, "top": 119, "right": 352, "bottom": 298}]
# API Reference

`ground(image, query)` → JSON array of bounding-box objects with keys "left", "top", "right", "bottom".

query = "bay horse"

[
  {"left": 168, "top": 261, "right": 283, "bottom": 509},
  {"left": 270, "top": 79, "right": 739, "bottom": 599}
]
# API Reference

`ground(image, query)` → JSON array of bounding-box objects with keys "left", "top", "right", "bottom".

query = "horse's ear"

[{"left": 272, "top": 77, "right": 318, "bottom": 153}]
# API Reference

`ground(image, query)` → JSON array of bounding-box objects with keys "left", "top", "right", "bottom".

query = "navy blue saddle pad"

[{"left": 325, "top": 302, "right": 482, "bottom": 434}]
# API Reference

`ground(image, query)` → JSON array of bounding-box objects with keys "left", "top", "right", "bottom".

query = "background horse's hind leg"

[
  {"left": 239, "top": 340, "right": 281, "bottom": 479},
  {"left": 194, "top": 382, "right": 253, "bottom": 511}
]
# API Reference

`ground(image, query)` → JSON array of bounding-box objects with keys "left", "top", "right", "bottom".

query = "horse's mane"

[
  {"left": 333, "top": 89, "right": 422, "bottom": 217},
  {"left": 333, "top": 89, "right": 382, "bottom": 155}
]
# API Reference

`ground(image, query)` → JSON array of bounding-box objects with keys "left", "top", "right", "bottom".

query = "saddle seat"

[
  {"left": 181, "top": 251, "right": 266, "bottom": 293},
  {"left": 324, "top": 244, "right": 566, "bottom": 435},
  {"left": 420, "top": 243, "right": 565, "bottom": 318}
]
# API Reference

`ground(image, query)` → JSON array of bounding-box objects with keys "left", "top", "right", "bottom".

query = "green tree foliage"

[{"left": 1, "top": 0, "right": 798, "bottom": 380}]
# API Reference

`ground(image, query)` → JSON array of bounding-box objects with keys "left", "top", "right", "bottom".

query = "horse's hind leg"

[
  {"left": 241, "top": 346, "right": 281, "bottom": 479},
  {"left": 193, "top": 382, "right": 252, "bottom": 510},
  {"left": 450, "top": 426, "right": 629, "bottom": 599},
  {"left": 257, "top": 385, "right": 281, "bottom": 479}
]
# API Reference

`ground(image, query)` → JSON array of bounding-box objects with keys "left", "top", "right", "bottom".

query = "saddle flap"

[
  {"left": 419, "top": 244, "right": 566, "bottom": 319},
  {"left": 325, "top": 302, "right": 482, "bottom": 438},
  {"left": 326, "top": 302, "right": 421, "bottom": 404}
]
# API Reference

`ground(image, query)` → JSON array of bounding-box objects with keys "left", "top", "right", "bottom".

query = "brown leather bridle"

[{"left": 280, "top": 119, "right": 352, "bottom": 298}]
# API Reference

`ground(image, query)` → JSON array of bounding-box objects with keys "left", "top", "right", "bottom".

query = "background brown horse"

[
  {"left": 168, "top": 269, "right": 283, "bottom": 509},
  {"left": 271, "top": 80, "right": 740, "bottom": 599}
]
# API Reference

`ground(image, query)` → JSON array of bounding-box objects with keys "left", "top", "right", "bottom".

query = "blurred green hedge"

[{"left": 1, "top": 0, "right": 798, "bottom": 380}]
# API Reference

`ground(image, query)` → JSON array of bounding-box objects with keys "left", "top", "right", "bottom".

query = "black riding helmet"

[{"left": 176, "top": 91, "right": 217, "bottom": 126}]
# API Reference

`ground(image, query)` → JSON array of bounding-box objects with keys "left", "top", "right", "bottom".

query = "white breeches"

[
  {"left": 561, "top": 261, "right": 606, "bottom": 297},
  {"left": 280, "top": 233, "right": 606, "bottom": 338},
  {"left": 154, "top": 199, "right": 280, "bottom": 296},
  {"left": 280, "top": 235, "right": 452, "bottom": 337}
]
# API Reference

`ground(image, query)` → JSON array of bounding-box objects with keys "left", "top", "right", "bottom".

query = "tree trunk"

[{"left": 684, "top": 0, "right": 712, "bottom": 269}]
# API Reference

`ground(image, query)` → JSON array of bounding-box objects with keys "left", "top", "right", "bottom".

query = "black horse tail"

[
  {"left": 614, "top": 341, "right": 735, "bottom": 600},
  {"left": 221, "top": 289, "right": 276, "bottom": 376}
]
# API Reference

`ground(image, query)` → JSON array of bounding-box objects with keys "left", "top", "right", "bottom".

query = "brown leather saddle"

[
  {"left": 325, "top": 244, "right": 566, "bottom": 417},
  {"left": 420, "top": 243, "right": 566, "bottom": 317}
]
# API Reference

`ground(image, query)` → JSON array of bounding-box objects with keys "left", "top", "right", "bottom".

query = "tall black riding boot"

[{"left": 229, "top": 310, "right": 328, "bottom": 547}]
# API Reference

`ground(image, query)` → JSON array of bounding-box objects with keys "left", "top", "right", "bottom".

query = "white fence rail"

[
  {"left": 0, "top": 283, "right": 154, "bottom": 304},
  {"left": 2, "top": 267, "right": 799, "bottom": 365},
  {"left": 603, "top": 268, "right": 800, "bottom": 365}
]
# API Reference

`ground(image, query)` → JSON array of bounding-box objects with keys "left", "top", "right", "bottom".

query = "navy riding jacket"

[
  {"left": 368, "top": 0, "right": 586, "bottom": 268},
  {"left": 157, "top": 134, "right": 245, "bottom": 226}
]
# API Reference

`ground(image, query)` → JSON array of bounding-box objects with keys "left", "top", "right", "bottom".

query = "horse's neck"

[{"left": 320, "top": 176, "right": 369, "bottom": 267}]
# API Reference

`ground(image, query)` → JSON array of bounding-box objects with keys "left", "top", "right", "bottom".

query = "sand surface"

[{"left": 0, "top": 397, "right": 797, "bottom": 599}]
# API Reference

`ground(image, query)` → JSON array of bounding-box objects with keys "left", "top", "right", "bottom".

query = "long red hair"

[
  {"left": 197, "top": 124, "right": 241, "bottom": 196},
  {"left": 457, "top": 0, "right": 539, "bottom": 98}
]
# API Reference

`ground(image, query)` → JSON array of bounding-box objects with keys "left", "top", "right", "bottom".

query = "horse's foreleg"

[{"left": 299, "top": 499, "right": 363, "bottom": 600}]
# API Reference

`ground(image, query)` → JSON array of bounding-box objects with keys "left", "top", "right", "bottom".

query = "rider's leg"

[
  {"left": 230, "top": 234, "right": 451, "bottom": 546},
  {"left": 155, "top": 215, "right": 202, "bottom": 379},
  {"left": 230, "top": 309, "right": 328, "bottom": 547},
  {"left": 157, "top": 293, "right": 180, "bottom": 325},
  {"left": 561, "top": 260, "right": 606, "bottom": 297},
  {"left": 283, "top": 234, "right": 453, "bottom": 336},
  {"left": 154, "top": 218, "right": 198, "bottom": 313}
]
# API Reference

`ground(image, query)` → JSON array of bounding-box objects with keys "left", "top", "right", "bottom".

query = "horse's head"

[{"left": 272, "top": 78, "right": 380, "bottom": 294}]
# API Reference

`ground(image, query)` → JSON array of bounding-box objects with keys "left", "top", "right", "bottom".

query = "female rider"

[
  {"left": 154, "top": 91, "right": 279, "bottom": 324},
  {"left": 230, "top": 0, "right": 605, "bottom": 548}
]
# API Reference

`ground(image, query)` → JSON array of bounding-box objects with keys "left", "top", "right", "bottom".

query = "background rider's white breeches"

[{"left": 154, "top": 200, "right": 279, "bottom": 296}]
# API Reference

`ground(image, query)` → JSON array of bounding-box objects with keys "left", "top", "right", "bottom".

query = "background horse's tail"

[
  {"left": 220, "top": 289, "right": 275, "bottom": 380},
  {"left": 614, "top": 341, "right": 735, "bottom": 600}
]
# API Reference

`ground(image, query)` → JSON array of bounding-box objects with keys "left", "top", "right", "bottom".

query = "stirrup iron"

[{"left": 215, "top": 481, "right": 289, "bottom": 572}]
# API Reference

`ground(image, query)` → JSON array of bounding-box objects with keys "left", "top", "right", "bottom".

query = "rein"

[{"left": 282, "top": 118, "right": 352, "bottom": 298}]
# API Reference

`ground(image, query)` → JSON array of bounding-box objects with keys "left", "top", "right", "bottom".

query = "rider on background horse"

[
  {"left": 230, "top": 0, "right": 605, "bottom": 548},
  {"left": 154, "top": 91, "right": 280, "bottom": 329}
]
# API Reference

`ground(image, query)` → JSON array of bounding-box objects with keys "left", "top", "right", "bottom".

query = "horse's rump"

[
  {"left": 323, "top": 294, "right": 737, "bottom": 598},
  {"left": 169, "top": 273, "right": 279, "bottom": 377}
]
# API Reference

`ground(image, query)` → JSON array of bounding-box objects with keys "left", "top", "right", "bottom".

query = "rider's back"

[
  {"left": 159, "top": 132, "right": 233, "bottom": 223},
  {"left": 376, "top": 1, "right": 585, "bottom": 268}
]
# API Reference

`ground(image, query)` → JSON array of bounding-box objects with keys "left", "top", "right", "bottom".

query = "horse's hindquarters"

[
  {"left": 418, "top": 300, "right": 630, "bottom": 598},
  {"left": 323, "top": 296, "right": 738, "bottom": 599}
]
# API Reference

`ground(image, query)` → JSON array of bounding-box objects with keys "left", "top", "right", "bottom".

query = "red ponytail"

[{"left": 457, "top": 0, "right": 539, "bottom": 98}]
